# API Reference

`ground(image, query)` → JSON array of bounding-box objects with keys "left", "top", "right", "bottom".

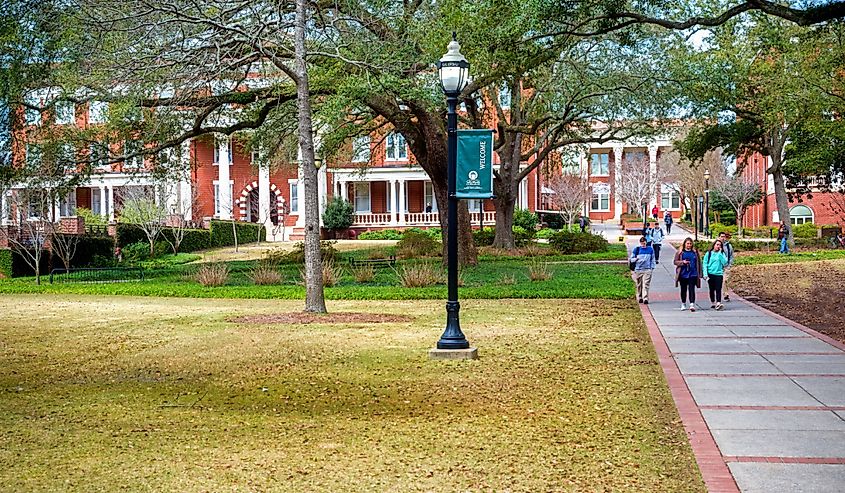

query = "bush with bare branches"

[
  {"left": 396, "top": 263, "right": 444, "bottom": 287},
  {"left": 528, "top": 261, "right": 552, "bottom": 281},
  {"left": 194, "top": 263, "right": 229, "bottom": 287},
  {"left": 250, "top": 263, "right": 283, "bottom": 285}
]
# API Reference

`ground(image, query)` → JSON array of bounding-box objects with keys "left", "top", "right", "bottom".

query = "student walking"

[
  {"left": 578, "top": 215, "right": 587, "bottom": 233},
  {"left": 664, "top": 211, "right": 673, "bottom": 235},
  {"left": 651, "top": 224, "right": 665, "bottom": 264},
  {"left": 652, "top": 205, "right": 659, "bottom": 220},
  {"left": 674, "top": 237, "right": 702, "bottom": 312},
  {"left": 719, "top": 232, "right": 735, "bottom": 301},
  {"left": 778, "top": 223, "right": 790, "bottom": 254},
  {"left": 703, "top": 239, "right": 730, "bottom": 310},
  {"left": 630, "top": 236, "right": 656, "bottom": 304}
]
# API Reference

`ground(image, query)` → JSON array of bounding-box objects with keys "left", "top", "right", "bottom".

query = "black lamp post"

[
  {"left": 704, "top": 168, "right": 711, "bottom": 238},
  {"left": 435, "top": 34, "right": 470, "bottom": 350}
]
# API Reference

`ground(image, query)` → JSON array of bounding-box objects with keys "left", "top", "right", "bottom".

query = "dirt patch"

[
  {"left": 731, "top": 259, "right": 845, "bottom": 344},
  {"left": 228, "top": 312, "right": 414, "bottom": 325}
]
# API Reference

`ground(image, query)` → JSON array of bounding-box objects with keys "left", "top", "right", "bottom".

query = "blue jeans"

[{"left": 780, "top": 237, "right": 789, "bottom": 254}]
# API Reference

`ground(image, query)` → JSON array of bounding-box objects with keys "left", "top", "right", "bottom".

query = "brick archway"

[{"left": 237, "top": 182, "right": 286, "bottom": 223}]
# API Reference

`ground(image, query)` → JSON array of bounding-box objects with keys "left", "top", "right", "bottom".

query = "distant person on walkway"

[
  {"left": 652, "top": 205, "right": 659, "bottom": 220},
  {"left": 425, "top": 202, "right": 432, "bottom": 213},
  {"left": 719, "top": 232, "right": 735, "bottom": 301},
  {"left": 664, "top": 211, "right": 673, "bottom": 235},
  {"left": 651, "top": 224, "right": 665, "bottom": 264},
  {"left": 703, "top": 239, "right": 730, "bottom": 310},
  {"left": 778, "top": 223, "right": 790, "bottom": 254},
  {"left": 674, "top": 237, "right": 702, "bottom": 312},
  {"left": 578, "top": 214, "right": 587, "bottom": 233},
  {"left": 630, "top": 236, "right": 656, "bottom": 304},
  {"left": 644, "top": 223, "right": 654, "bottom": 246}
]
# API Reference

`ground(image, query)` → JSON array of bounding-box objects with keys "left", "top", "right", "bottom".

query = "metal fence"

[{"left": 49, "top": 267, "right": 145, "bottom": 284}]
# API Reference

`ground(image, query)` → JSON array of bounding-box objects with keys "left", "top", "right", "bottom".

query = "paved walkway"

[{"left": 593, "top": 223, "right": 845, "bottom": 492}]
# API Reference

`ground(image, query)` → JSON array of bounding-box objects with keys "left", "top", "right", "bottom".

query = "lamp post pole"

[
  {"left": 704, "top": 168, "right": 711, "bottom": 238},
  {"left": 436, "top": 35, "right": 470, "bottom": 351}
]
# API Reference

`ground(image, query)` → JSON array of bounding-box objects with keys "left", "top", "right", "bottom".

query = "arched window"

[{"left": 790, "top": 205, "right": 814, "bottom": 225}]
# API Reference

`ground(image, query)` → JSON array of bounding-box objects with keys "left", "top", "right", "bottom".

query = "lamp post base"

[
  {"left": 429, "top": 347, "right": 478, "bottom": 360},
  {"left": 437, "top": 301, "right": 470, "bottom": 349}
]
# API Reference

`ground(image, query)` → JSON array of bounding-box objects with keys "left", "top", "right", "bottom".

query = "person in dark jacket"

[
  {"left": 664, "top": 211, "right": 673, "bottom": 234},
  {"left": 578, "top": 215, "right": 587, "bottom": 233},
  {"left": 674, "top": 237, "right": 702, "bottom": 312}
]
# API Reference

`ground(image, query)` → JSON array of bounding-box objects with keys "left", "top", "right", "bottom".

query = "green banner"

[{"left": 456, "top": 129, "right": 494, "bottom": 199}]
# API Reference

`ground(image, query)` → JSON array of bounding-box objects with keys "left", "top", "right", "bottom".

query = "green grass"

[
  {"left": 734, "top": 249, "right": 845, "bottom": 266},
  {"left": 0, "top": 259, "right": 633, "bottom": 300},
  {"left": 0, "top": 295, "right": 705, "bottom": 492}
]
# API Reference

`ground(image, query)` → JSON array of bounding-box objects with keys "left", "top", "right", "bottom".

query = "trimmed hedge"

[
  {"left": 67, "top": 235, "right": 114, "bottom": 267},
  {"left": 693, "top": 237, "right": 831, "bottom": 252},
  {"left": 210, "top": 220, "right": 265, "bottom": 247},
  {"left": 548, "top": 231, "right": 609, "bottom": 254},
  {"left": 116, "top": 223, "right": 212, "bottom": 253},
  {"left": 11, "top": 249, "right": 51, "bottom": 277},
  {"left": 0, "top": 249, "right": 11, "bottom": 278}
]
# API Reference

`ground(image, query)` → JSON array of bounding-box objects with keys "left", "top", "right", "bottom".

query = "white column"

[
  {"left": 519, "top": 179, "right": 528, "bottom": 209},
  {"left": 648, "top": 145, "right": 659, "bottom": 212},
  {"left": 217, "top": 136, "right": 231, "bottom": 219},
  {"left": 339, "top": 180, "right": 348, "bottom": 201},
  {"left": 318, "top": 164, "right": 328, "bottom": 217},
  {"left": 613, "top": 144, "right": 624, "bottom": 221},
  {"left": 398, "top": 179, "right": 407, "bottom": 226},
  {"left": 258, "top": 161, "right": 270, "bottom": 229},
  {"left": 389, "top": 179, "right": 397, "bottom": 225},
  {"left": 178, "top": 140, "right": 192, "bottom": 221},
  {"left": 99, "top": 186, "right": 107, "bottom": 219},
  {"left": 107, "top": 185, "right": 115, "bottom": 222},
  {"left": 1, "top": 191, "right": 8, "bottom": 225}
]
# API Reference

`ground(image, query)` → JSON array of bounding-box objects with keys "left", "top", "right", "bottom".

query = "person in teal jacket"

[{"left": 702, "top": 239, "right": 730, "bottom": 310}]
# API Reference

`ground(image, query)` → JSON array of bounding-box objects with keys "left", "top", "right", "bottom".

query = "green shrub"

[
  {"left": 473, "top": 228, "right": 496, "bottom": 246},
  {"left": 513, "top": 209, "right": 539, "bottom": 233},
  {"left": 115, "top": 223, "right": 148, "bottom": 248},
  {"left": 88, "top": 254, "right": 117, "bottom": 268},
  {"left": 358, "top": 229, "right": 403, "bottom": 240},
  {"left": 536, "top": 228, "right": 558, "bottom": 239},
  {"left": 396, "top": 230, "right": 440, "bottom": 259},
  {"left": 548, "top": 231, "right": 609, "bottom": 254},
  {"left": 709, "top": 223, "right": 738, "bottom": 237},
  {"left": 209, "top": 220, "right": 265, "bottom": 247},
  {"left": 175, "top": 229, "right": 212, "bottom": 252},
  {"left": 323, "top": 197, "right": 354, "bottom": 231},
  {"left": 75, "top": 207, "right": 106, "bottom": 227},
  {"left": 122, "top": 242, "right": 151, "bottom": 262},
  {"left": 0, "top": 249, "right": 12, "bottom": 278},
  {"left": 404, "top": 227, "right": 441, "bottom": 240},
  {"left": 69, "top": 235, "right": 115, "bottom": 267},
  {"left": 10, "top": 249, "right": 51, "bottom": 277},
  {"left": 792, "top": 222, "right": 818, "bottom": 238},
  {"left": 512, "top": 226, "right": 535, "bottom": 247}
]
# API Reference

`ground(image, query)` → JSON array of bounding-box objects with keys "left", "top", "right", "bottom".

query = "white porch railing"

[{"left": 352, "top": 211, "right": 496, "bottom": 227}]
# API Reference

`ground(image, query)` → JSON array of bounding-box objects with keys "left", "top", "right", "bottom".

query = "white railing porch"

[{"left": 352, "top": 211, "right": 496, "bottom": 228}]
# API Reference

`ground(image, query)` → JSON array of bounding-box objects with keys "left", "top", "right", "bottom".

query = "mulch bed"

[
  {"left": 228, "top": 312, "right": 414, "bottom": 325},
  {"left": 732, "top": 260, "right": 845, "bottom": 344}
]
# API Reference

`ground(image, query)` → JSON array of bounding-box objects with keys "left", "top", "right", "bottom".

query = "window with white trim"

[
  {"left": 354, "top": 182, "right": 370, "bottom": 212},
  {"left": 385, "top": 132, "right": 407, "bottom": 161},
  {"left": 661, "top": 190, "right": 681, "bottom": 210},
  {"left": 90, "top": 142, "right": 110, "bottom": 170},
  {"left": 352, "top": 136, "right": 370, "bottom": 163},
  {"left": 423, "top": 182, "right": 438, "bottom": 212},
  {"left": 590, "top": 153, "right": 609, "bottom": 176},
  {"left": 213, "top": 182, "right": 233, "bottom": 216},
  {"left": 55, "top": 101, "right": 75, "bottom": 125},
  {"left": 468, "top": 199, "right": 481, "bottom": 212},
  {"left": 59, "top": 191, "right": 76, "bottom": 217},
  {"left": 88, "top": 101, "right": 108, "bottom": 124},
  {"left": 289, "top": 181, "right": 300, "bottom": 214},
  {"left": 590, "top": 192, "right": 610, "bottom": 211},
  {"left": 498, "top": 83, "right": 512, "bottom": 109},
  {"left": 790, "top": 205, "right": 813, "bottom": 225},
  {"left": 213, "top": 139, "right": 233, "bottom": 165},
  {"left": 58, "top": 143, "right": 76, "bottom": 172}
]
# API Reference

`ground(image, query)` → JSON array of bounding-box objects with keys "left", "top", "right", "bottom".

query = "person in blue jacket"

[
  {"left": 674, "top": 237, "right": 702, "bottom": 312},
  {"left": 630, "top": 236, "right": 656, "bottom": 304},
  {"left": 702, "top": 239, "right": 730, "bottom": 310}
]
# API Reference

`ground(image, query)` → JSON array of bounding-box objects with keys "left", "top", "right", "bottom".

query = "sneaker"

[
  {"left": 638, "top": 299, "right": 643, "bottom": 304},
  {"left": 680, "top": 303, "right": 687, "bottom": 311},
  {"left": 711, "top": 303, "right": 716, "bottom": 309},
  {"left": 690, "top": 305, "right": 697, "bottom": 312},
  {"left": 724, "top": 295, "right": 731, "bottom": 302},
  {"left": 643, "top": 300, "right": 649, "bottom": 305},
  {"left": 716, "top": 303, "right": 724, "bottom": 311}
]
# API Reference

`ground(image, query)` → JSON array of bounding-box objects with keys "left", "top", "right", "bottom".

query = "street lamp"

[
  {"left": 704, "top": 168, "right": 711, "bottom": 238},
  {"left": 435, "top": 34, "right": 470, "bottom": 351}
]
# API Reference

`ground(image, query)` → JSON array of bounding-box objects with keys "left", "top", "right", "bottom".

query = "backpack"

[{"left": 629, "top": 247, "right": 639, "bottom": 271}]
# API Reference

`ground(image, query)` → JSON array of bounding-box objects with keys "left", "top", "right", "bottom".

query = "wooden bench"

[{"left": 348, "top": 256, "right": 397, "bottom": 268}]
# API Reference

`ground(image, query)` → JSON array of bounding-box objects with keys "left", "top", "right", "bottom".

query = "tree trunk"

[
  {"left": 492, "top": 193, "right": 517, "bottom": 248},
  {"left": 433, "top": 184, "right": 477, "bottom": 266},
  {"left": 295, "top": 0, "right": 326, "bottom": 313},
  {"left": 231, "top": 221, "right": 239, "bottom": 252},
  {"left": 736, "top": 209, "right": 745, "bottom": 238},
  {"left": 771, "top": 164, "right": 794, "bottom": 246},
  {"left": 149, "top": 238, "right": 155, "bottom": 257}
]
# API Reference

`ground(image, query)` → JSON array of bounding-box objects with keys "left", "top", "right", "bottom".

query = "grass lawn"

[
  {"left": 0, "top": 255, "right": 633, "bottom": 301},
  {"left": 733, "top": 249, "right": 845, "bottom": 266},
  {"left": 0, "top": 295, "right": 704, "bottom": 492}
]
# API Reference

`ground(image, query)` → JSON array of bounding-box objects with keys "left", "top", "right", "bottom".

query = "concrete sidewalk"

[{"left": 631, "top": 233, "right": 845, "bottom": 492}]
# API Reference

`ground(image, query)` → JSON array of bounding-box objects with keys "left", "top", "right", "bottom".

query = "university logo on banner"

[{"left": 456, "top": 129, "right": 494, "bottom": 199}]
